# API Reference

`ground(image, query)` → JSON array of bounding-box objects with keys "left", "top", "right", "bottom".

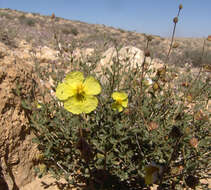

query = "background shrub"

[{"left": 18, "top": 14, "right": 36, "bottom": 26}]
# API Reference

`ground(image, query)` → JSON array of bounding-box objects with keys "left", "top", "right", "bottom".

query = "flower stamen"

[{"left": 76, "top": 84, "right": 85, "bottom": 101}]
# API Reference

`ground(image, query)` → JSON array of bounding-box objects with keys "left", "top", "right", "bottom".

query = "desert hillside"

[{"left": 1, "top": 8, "right": 211, "bottom": 67}]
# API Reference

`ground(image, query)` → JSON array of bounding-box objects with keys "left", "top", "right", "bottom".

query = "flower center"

[
  {"left": 116, "top": 99, "right": 123, "bottom": 105},
  {"left": 76, "top": 84, "right": 85, "bottom": 101}
]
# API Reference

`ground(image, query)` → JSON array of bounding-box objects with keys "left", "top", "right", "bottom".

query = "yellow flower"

[
  {"left": 111, "top": 92, "right": 128, "bottom": 112},
  {"left": 143, "top": 77, "right": 153, "bottom": 87},
  {"left": 38, "top": 164, "right": 46, "bottom": 173},
  {"left": 56, "top": 71, "right": 101, "bottom": 114},
  {"left": 207, "top": 35, "right": 211, "bottom": 41},
  {"left": 36, "top": 102, "right": 42, "bottom": 109},
  {"left": 34, "top": 100, "right": 42, "bottom": 109},
  {"left": 144, "top": 163, "right": 163, "bottom": 185}
]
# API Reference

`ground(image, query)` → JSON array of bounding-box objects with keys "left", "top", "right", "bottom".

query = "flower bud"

[
  {"left": 186, "top": 94, "right": 193, "bottom": 103},
  {"left": 153, "top": 82, "right": 159, "bottom": 91},
  {"left": 207, "top": 35, "right": 211, "bottom": 41},
  {"left": 190, "top": 137, "right": 198, "bottom": 148},
  {"left": 148, "top": 121, "right": 158, "bottom": 131},
  {"left": 157, "top": 67, "right": 166, "bottom": 77},
  {"left": 146, "top": 35, "right": 153, "bottom": 41},
  {"left": 171, "top": 166, "right": 183, "bottom": 175},
  {"left": 173, "top": 17, "right": 178, "bottom": 24},
  {"left": 184, "top": 126, "right": 192, "bottom": 135},
  {"left": 172, "top": 42, "right": 179, "bottom": 48},
  {"left": 203, "top": 64, "right": 211, "bottom": 72},
  {"left": 51, "top": 13, "right": 55, "bottom": 19},
  {"left": 144, "top": 49, "right": 151, "bottom": 57},
  {"left": 179, "top": 4, "right": 183, "bottom": 10}
]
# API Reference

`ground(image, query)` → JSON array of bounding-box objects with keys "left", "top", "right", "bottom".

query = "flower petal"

[
  {"left": 112, "top": 92, "right": 128, "bottom": 101},
  {"left": 56, "top": 82, "right": 75, "bottom": 100},
  {"left": 83, "top": 76, "right": 101, "bottom": 95},
  {"left": 145, "top": 173, "right": 153, "bottom": 185},
  {"left": 111, "top": 102, "right": 123, "bottom": 112},
  {"left": 144, "top": 166, "right": 160, "bottom": 185},
  {"left": 64, "top": 71, "right": 84, "bottom": 85},
  {"left": 122, "top": 99, "right": 128, "bottom": 108},
  {"left": 64, "top": 95, "right": 98, "bottom": 114}
]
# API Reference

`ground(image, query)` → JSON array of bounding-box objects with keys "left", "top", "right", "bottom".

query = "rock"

[
  {"left": 36, "top": 46, "right": 59, "bottom": 63},
  {"left": 73, "top": 47, "right": 94, "bottom": 59},
  {"left": 99, "top": 46, "right": 150, "bottom": 71},
  {"left": 20, "top": 175, "right": 66, "bottom": 190},
  {"left": 0, "top": 59, "right": 40, "bottom": 189},
  {"left": 0, "top": 42, "right": 8, "bottom": 59},
  {"left": 68, "top": 47, "right": 95, "bottom": 71},
  {"left": 97, "top": 46, "right": 164, "bottom": 85},
  {"left": 97, "top": 46, "right": 146, "bottom": 84}
]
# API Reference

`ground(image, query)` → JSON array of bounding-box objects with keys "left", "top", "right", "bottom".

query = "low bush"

[
  {"left": 18, "top": 14, "right": 36, "bottom": 26},
  {"left": 18, "top": 4, "right": 210, "bottom": 190}
]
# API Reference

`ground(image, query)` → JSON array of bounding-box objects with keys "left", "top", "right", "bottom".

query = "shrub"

[
  {"left": 181, "top": 47, "right": 211, "bottom": 67},
  {"left": 20, "top": 42, "right": 210, "bottom": 190},
  {"left": 71, "top": 27, "right": 79, "bottom": 36},
  {"left": 60, "top": 24, "right": 79, "bottom": 36},
  {"left": 18, "top": 14, "right": 36, "bottom": 26},
  {"left": 0, "top": 29, "right": 17, "bottom": 48},
  {"left": 0, "top": 12, "right": 13, "bottom": 19},
  {"left": 118, "top": 28, "right": 125, "bottom": 33},
  {"left": 18, "top": 4, "right": 210, "bottom": 190},
  {"left": 61, "top": 27, "right": 72, "bottom": 35}
]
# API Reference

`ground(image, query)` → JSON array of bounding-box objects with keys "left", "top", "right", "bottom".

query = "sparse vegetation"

[
  {"left": 0, "top": 4, "right": 210, "bottom": 190},
  {"left": 70, "top": 27, "right": 79, "bottom": 36},
  {"left": 18, "top": 14, "right": 36, "bottom": 26},
  {"left": 60, "top": 23, "right": 78, "bottom": 36},
  {"left": 0, "top": 12, "right": 13, "bottom": 19},
  {"left": 182, "top": 47, "right": 211, "bottom": 67}
]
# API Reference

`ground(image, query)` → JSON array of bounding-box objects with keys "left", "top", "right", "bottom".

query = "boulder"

[
  {"left": 0, "top": 59, "right": 40, "bottom": 189},
  {"left": 99, "top": 46, "right": 151, "bottom": 71}
]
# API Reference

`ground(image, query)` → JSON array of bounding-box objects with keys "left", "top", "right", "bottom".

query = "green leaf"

[{"left": 21, "top": 100, "right": 32, "bottom": 110}]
